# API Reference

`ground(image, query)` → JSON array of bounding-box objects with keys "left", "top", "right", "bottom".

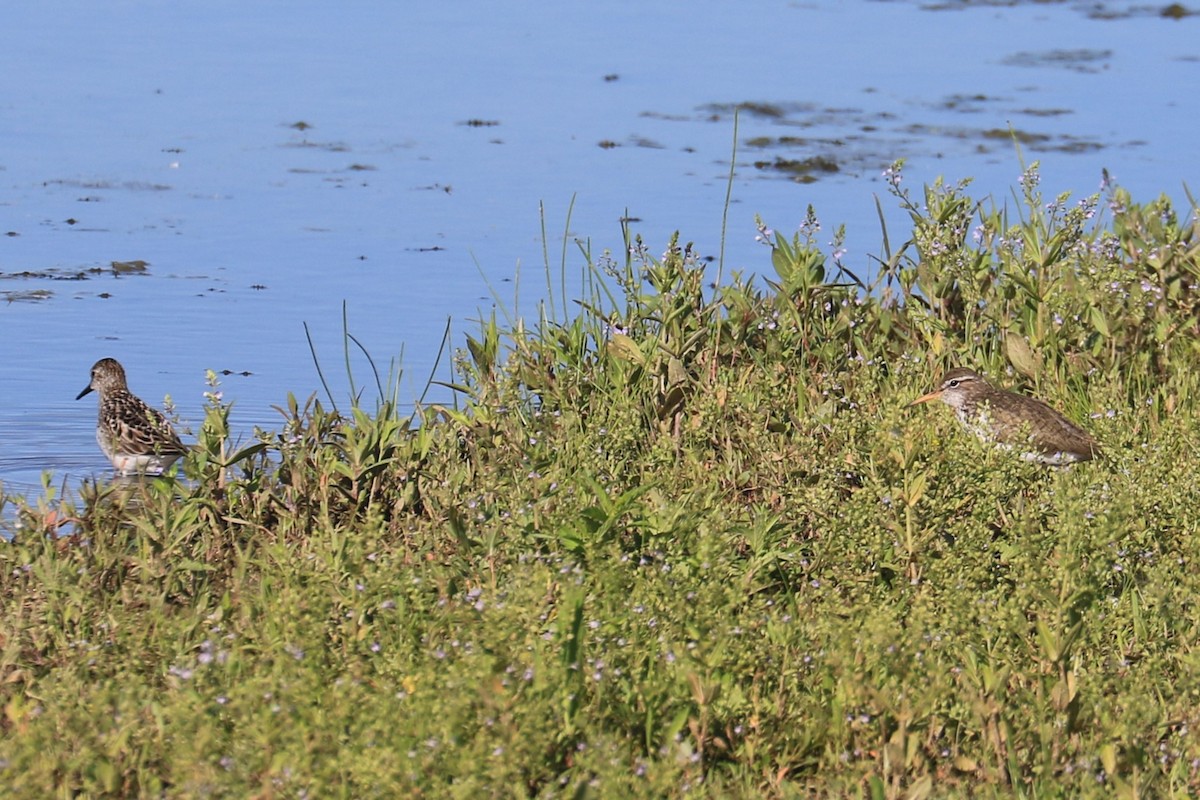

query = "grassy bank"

[{"left": 2, "top": 162, "right": 1200, "bottom": 797}]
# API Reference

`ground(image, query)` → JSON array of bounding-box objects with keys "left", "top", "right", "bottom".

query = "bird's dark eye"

[{"left": 948, "top": 379, "right": 960, "bottom": 388}]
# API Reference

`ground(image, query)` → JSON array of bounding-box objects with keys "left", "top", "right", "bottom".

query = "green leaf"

[
  {"left": 1089, "top": 305, "right": 1111, "bottom": 338},
  {"left": 666, "top": 356, "right": 688, "bottom": 388},
  {"left": 771, "top": 238, "right": 795, "bottom": 282},
  {"left": 1005, "top": 332, "right": 1042, "bottom": 379},
  {"left": 607, "top": 333, "right": 646, "bottom": 366}
]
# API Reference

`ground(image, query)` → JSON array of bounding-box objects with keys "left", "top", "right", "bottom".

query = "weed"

[{"left": 3, "top": 164, "right": 1200, "bottom": 796}]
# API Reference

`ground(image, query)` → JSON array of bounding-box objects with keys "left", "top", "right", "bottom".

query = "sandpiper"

[
  {"left": 76, "top": 358, "right": 188, "bottom": 475},
  {"left": 909, "top": 367, "right": 1101, "bottom": 466}
]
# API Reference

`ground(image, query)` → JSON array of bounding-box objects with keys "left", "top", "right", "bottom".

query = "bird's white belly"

[
  {"left": 954, "top": 407, "right": 1084, "bottom": 466},
  {"left": 97, "top": 429, "right": 181, "bottom": 476}
]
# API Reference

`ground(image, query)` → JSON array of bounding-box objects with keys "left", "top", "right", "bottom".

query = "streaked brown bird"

[
  {"left": 76, "top": 358, "right": 188, "bottom": 476},
  {"left": 909, "top": 367, "right": 1101, "bottom": 465}
]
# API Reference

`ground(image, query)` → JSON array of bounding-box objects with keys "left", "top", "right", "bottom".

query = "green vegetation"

[{"left": 3, "top": 161, "right": 1200, "bottom": 797}]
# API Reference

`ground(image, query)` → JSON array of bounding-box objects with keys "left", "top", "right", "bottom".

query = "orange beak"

[{"left": 908, "top": 389, "right": 942, "bottom": 408}]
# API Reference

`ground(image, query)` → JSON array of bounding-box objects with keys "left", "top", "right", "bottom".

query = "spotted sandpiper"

[
  {"left": 909, "top": 367, "right": 1101, "bottom": 465},
  {"left": 76, "top": 358, "right": 188, "bottom": 476}
]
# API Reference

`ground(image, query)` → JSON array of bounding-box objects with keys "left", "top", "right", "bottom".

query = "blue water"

[{"left": 1, "top": 0, "right": 1196, "bottom": 497}]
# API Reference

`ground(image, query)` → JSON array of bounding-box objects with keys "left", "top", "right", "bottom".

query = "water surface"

[{"left": 1, "top": 0, "right": 1196, "bottom": 496}]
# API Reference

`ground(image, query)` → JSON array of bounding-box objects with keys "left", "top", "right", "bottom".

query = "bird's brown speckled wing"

[
  {"left": 988, "top": 396, "right": 1100, "bottom": 458},
  {"left": 101, "top": 391, "right": 187, "bottom": 456}
]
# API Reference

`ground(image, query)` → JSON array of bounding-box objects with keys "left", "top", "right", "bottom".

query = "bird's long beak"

[
  {"left": 75, "top": 385, "right": 94, "bottom": 400},
  {"left": 908, "top": 389, "right": 942, "bottom": 408}
]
